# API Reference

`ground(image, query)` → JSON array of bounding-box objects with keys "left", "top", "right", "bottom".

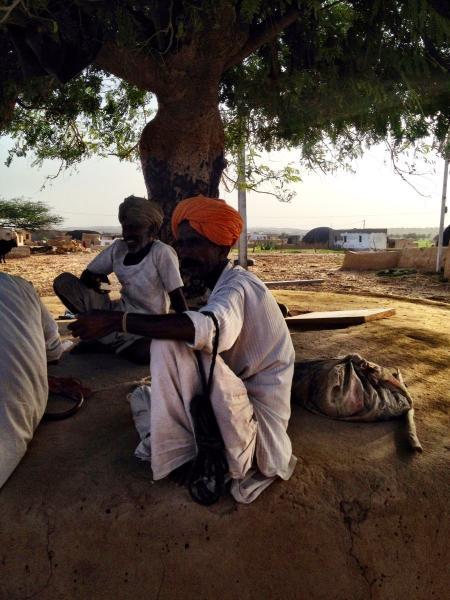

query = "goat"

[{"left": 0, "top": 238, "right": 18, "bottom": 263}]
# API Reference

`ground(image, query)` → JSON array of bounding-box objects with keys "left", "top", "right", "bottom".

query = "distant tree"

[
  {"left": 0, "top": 198, "right": 63, "bottom": 230},
  {"left": 0, "top": 1, "right": 449, "bottom": 238}
]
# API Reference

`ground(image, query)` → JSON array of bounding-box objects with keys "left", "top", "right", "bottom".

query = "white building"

[
  {"left": 99, "top": 234, "right": 119, "bottom": 247},
  {"left": 334, "top": 229, "right": 387, "bottom": 250},
  {"left": 248, "top": 233, "right": 269, "bottom": 242}
]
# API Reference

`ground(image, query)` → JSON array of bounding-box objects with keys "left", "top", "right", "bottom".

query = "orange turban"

[{"left": 171, "top": 195, "right": 243, "bottom": 246}]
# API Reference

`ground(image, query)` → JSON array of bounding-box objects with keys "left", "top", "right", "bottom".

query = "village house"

[
  {"left": 81, "top": 232, "right": 101, "bottom": 247},
  {"left": 0, "top": 227, "right": 32, "bottom": 245},
  {"left": 333, "top": 228, "right": 388, "bottom": 250},
  {"left": 14, "top": 229, "right": 32, "bottom": 245},
  {"left": 99, "top": 233, "right": 120, "bottom": 247}
]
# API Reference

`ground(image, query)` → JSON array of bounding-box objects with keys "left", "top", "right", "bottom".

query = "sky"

[{"left": 0, "top": 136, "right": 447, "bottom": 231}]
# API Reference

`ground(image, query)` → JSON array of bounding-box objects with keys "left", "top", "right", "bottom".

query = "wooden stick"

[
  {"left": 406, "top": 408, "right": 423, "bottom": 452},
  {"left": 396, "top": 370, "right": 423, "bottom": 452},
  {"left": 265, "top": 278, "right": 325, "bottom": 287}
]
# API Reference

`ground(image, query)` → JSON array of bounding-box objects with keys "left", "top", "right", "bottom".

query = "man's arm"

[
  {"left": 69, "top": 311, "right": 195, "bottom": 343},
  {"left": 39, "top": 299, "right": 63, "bottom": 363},
  {"left": 169, "top": 287, "right": 188, "bottom": 313}
]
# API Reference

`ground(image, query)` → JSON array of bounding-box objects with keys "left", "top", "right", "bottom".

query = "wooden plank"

[
  {"left": 285, "top": 307, "right": 395, "bottom": 331},
  {"left": 265, "top": 278, "right": 325, "bottom": 287}
]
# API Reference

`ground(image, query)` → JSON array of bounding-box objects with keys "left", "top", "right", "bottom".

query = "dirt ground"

[
  {"left": 0, "top": 251, "right": 449, "bottom": 599},
  {"left": 1, "top": 249, "right": 449, "bottom": 304}
]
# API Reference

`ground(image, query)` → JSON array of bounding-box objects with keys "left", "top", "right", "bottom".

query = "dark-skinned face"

[
  {"left": 174, "top": 221, "right": 229, "bottom": 281},
  {"left": 121, "top": 222, "right": 153, "bottom": 253}
]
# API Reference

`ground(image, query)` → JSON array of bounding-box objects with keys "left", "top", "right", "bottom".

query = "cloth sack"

[{"left": 292, "top": 354, "right": 422, "bottom": 451}]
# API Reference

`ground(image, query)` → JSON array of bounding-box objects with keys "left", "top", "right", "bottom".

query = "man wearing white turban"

[{"left": 53, "top": 195, "right": 187, "bottom": 363}]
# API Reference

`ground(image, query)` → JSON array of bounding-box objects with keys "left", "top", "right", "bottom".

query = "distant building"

[
  {"left": 14, "top": 229, "right": 32, "bottom": 246},
  {"left": 31, "top": 229, "right": 66, "bottom": 242},
  {"left": 82, "top": 233, "right": 101, "bottom": 246},
  {"left": 302, "top": 227, "right": 334, "bottom": 248},
  {"left": 287, "top": 235, "right": 302, "bottom": 244},
  {"left": 0, "top": 227, "right": 32, "bottom": 246},
  {"left": 99, "top": 234, "right": 120, "bottom": 247},
  {"left": 388, "top": 238, "right": 418, "bottom": 249},
  {"left": 334, "top": 229, "right": 387, "bottom": 250},
  {"left": 66, "top": 229, "right": 100, "bottom": 241}
]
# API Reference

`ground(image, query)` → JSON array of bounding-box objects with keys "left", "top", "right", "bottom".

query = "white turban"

[{"left": 118, "top": 196, "right": 163, "bottom": 229}]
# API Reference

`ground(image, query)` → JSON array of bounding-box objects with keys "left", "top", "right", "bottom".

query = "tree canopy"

[
  {"left": 0, "top": 1, "right": 449, "bottom": 231},
  {"left": 0, "top": 197, "right": 63, "bottom": 230}
]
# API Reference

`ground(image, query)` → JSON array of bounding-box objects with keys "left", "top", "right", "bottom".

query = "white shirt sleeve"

[
  {"left": 185, "top": 285, "right": 244, "bottom": 354},
  {"left": 86, "top": 242, "right": 115, "bottom": 275},
  {"left": 40, "top": 300, "right": 62, "bottom": 362},
  {"left": 154, "top": 243, "right": 184, "bottom": 293}
]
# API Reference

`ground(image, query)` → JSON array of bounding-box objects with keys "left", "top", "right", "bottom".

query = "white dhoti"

[
  {"left": 53, "top": 272, "right": 141, "bottom": 352},
  {"left": 130, "top": 339, "right": 296, "bottom": 504}
]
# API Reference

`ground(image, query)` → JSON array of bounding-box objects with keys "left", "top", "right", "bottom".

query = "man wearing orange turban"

[
  {"left": 70, "top": 196, "right": 296, "bottom": 504},
  {"left": 172, "top": 195, "right": 243, "bottom": 247}
]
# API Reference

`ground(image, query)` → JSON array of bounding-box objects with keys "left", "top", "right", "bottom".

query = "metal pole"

[
  {"left": 237, "top": 143, "right": 248, "bottom": 268},
  {"left": 436, "top": 156, "right": 449, "bottom": 272}
]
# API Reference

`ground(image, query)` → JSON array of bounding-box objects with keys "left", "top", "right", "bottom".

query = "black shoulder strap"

[{"left": 195, "top": 311, "right": 219, "bottom": 397}]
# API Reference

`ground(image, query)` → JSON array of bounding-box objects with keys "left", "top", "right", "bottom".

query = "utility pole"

[
  {"left": 436, "top": 149, "right": 449, "bottom": 273},
  {"left": 237, "top": 142, "right": 248, "bottom": 269}
]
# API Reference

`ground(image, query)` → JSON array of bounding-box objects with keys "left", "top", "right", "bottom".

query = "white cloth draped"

[{"left": 0, "top": 274, "right": 62, "bottom": 488}]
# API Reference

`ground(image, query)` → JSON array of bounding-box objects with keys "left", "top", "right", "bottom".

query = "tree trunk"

[{"left": 140, "top": 84, "right": 226, "bottom": 241}]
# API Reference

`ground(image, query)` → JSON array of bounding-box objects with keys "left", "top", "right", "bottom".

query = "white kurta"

[
  {"left": 87, "top": 239, "right": 184, "bottom": 314},
  {"left": 0, "top": 274, "right": 62, "bottom": 488},
  {"left": 130, "top": 263, "right": 296, "bottom": 503}
]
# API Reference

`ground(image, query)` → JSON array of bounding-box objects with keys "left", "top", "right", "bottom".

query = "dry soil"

[{"left": 0, "top": 254, "right": 449, "bottom": 600}]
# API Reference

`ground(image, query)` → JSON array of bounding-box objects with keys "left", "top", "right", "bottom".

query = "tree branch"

[
  {"left": 385, "top": 139, "right": 431, "bottom": 198},
  {"left": 94, "top": 41, "right": 165, "bottom": 94},
  {"left": 0, "top": 0, "right": 28, "bottom": 25},
  {"left": 224, "top": 7, "right": 300, "bottom": 71}
]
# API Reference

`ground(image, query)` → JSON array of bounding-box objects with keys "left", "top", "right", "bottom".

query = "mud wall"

[
  {"left": 343, "top": 246, "right": 450, "bottom": 274},
  {"left": 9, "top": 246, "right": 31, "bottom": 258},
  {"left": 342, "top": 251, "right": 400, "bottom": 271},
  {"left": 397, "top": 247, "right": 439, "bottom": 271}
]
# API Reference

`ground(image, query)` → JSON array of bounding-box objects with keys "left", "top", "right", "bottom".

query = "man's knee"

[
  {"left": 150, "top": 339, "right": 195, "bottom": 373},
  {"left": 151, "top": 339, "right": 186, "bottom": 359},
  {"left": 53, "top": 272, "right": 78, "bottom": 295}
]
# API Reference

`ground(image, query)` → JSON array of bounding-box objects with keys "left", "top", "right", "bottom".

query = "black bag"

[{"left": 189, "top": 311, "right": 229, "bottom": 505}]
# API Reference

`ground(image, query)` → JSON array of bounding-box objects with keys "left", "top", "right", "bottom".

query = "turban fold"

[
  {"left": 118, "top": 195, "right": 163, "bottom": 229},
  {"left": 171, "top": 195, "right": 243, "bottom": 246}
]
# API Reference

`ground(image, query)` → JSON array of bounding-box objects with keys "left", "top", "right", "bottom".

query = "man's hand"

[
  {"left": 68, "top": 310, "right": 122, "bottom": 340},
  {"left": 80, "top": 269, "right": 110, "bottom": 294}
]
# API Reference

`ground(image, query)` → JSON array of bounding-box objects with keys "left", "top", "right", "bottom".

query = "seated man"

[
  {"left": 54, "top": 195, "right": 187, "bottom": 363},
  {"left": 69, "top": 196, "right": 296, "bottom": 504},
  {"left": 0, "top": 273, "right": 62, "bottom": 488}
]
